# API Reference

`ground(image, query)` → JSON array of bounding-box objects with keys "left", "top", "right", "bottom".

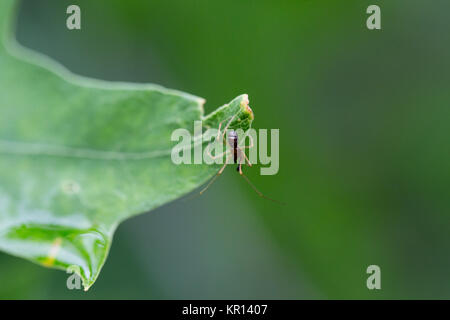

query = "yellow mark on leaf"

[{"left": 42, "top": 237, "right": 63, "bottom": 267}]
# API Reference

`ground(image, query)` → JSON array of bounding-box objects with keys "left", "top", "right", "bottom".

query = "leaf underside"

[{"left": 0, "top": 0, "right": 253, "bottom": 289}]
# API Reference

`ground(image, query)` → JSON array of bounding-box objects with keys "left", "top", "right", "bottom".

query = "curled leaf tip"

[
  {"left": 203, "top": 94, "right": 254, "bottom": 132},
  {"left": 240, "top": 94, "right": 254, "bottom": 120}
]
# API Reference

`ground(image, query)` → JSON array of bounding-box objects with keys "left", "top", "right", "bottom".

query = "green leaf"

[{"left": 0, "top": 0, "right": 253, "bottom": 290}]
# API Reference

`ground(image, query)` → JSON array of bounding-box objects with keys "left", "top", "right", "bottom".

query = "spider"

[{"left": 200, "top": 115, "right": 283, "bottom": 204}]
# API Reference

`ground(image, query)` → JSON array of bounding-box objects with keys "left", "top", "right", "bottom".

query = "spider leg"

[
  {"left": 240, "top": 148, "right": 252, "bottom": 167},
  {"left": 207, "top": 147, "right": 230, "bottom": 160},
  {"left": 199, "top": 153, "right": 231, "bottom": 195},
  {"left": 219, "top": 115, "right": 236, "bottom": 142},
  {"left": 239, "top": 169, "right": 286, "bottom": 205},
  {"left": 208, "top": 115, "right": 236, "bottom": 160},
  {"left": 215, "top": 118, "right": 227, "bottom": 141},
  {"left": 206, "top": 131, "right": 232, "bottom": 160},
  {"left": 241, "top": 135, "right": 254, "bottom": 149}
]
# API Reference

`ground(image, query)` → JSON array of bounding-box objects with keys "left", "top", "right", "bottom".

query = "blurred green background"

[{"left": 1, "top": 0, "right": 449, "bottom": 299}]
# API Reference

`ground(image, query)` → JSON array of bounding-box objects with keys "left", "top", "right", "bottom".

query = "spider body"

[{"left": 227, "top": 130, "right": 240, "bottom": 165}]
